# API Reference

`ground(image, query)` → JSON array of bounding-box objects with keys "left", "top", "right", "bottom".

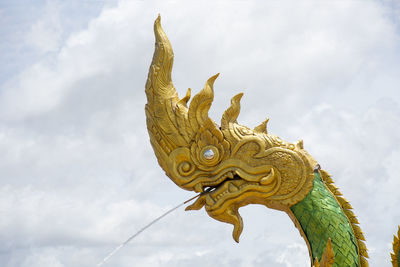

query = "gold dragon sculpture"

[{"left": 144, "top": 15, "right": 400, "bottom": 267}]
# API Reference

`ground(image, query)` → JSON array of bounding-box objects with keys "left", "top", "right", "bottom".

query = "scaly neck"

[{"left": 290, "top": 172, "right": 360, "bottom": 267}]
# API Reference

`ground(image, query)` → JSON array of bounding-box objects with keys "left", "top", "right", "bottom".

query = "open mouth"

[
  {"left": 185, "top": 172, "right": 243, "bottom": 211},
  {"left": 186, "top": 167, "right": 278, "bottom": 212},
  {"left": 193, "top": 170, "right": 236, "bottom": 193},
  {"left": 197, "top": 168, "right": 277, "bottom": 194},
  {"left": 202, "top": 173, "right": 242, "bottom": 193},
  {"left": 205, "top": 175, "right": 262, "bottom": 207}
]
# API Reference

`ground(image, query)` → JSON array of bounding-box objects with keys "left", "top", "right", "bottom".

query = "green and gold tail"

[{"left": 392, "top": 226, "right": 400, "bottom": 267}]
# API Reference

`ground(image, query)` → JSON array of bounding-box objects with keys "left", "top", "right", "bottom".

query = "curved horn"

[
  {"left": 145, "top": 15, "right": 178, "bottom": 106},
  {"left": 145, "top": 15, "right": 188, "bottom": 153},
  {"left": 145, "top": 16, "right": 221, "bottom": 181}
]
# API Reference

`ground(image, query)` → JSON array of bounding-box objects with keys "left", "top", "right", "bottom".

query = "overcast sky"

[{"left": 1, "top": 0, "right": 400, "bottom": 266}]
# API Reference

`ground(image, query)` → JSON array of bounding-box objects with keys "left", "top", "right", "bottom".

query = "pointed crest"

[
  {"left": 188, "top": 74, "right": 219, "bottom": 132},
  {"left": 254, "top": 118, "right": 269, "bottom": 134},
  {"left": 221, "top": 93, "right": 243, "bottom": 129},
  {"left": 178, "top": 88, "right": 191, "bottom": 107}
]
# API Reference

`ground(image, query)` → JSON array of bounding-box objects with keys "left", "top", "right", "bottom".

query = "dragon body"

[
  {"left": 291, "top": 171, "right": 362, "bottom": 266},
  {"left": 144, "top": 16, "right": 399, "bottom": 266}
]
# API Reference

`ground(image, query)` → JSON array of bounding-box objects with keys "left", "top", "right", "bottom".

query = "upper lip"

[{"left": 194, "top": 170, "right": 236, "bottom": 193}]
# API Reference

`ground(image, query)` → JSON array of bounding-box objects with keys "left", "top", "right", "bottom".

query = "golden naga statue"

[{"left": 145, "top": 15, "right": 400, "bottom": 267}]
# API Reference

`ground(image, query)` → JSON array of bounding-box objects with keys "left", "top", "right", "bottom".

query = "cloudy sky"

[{"left": 1, "top": 0, "right": 400, "bottom": 266}]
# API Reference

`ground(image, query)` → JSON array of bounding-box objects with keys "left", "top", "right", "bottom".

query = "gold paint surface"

[{"left": 145, "top": 15, "right": 315, "bottom": 242}]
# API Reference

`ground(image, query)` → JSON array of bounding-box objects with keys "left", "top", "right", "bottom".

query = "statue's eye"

[
  {"left": 200, "top": 145, "right": 219, "bottom": 166},
  {"left": 203, "top": 149, "right": 215, "bottom": 160}
]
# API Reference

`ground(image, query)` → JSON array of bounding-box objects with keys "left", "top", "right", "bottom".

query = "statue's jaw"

[
  {"left": 205, "top": 171, "right": 279, "bottom": 210},
  {"left": 186, "top": 169, "right": 280, "bottom": 242}
]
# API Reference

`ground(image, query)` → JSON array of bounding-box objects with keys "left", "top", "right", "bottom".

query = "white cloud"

[
  {"left": 0, "top": 0, "right": 399, "bottom": 266},
  {"left": 25, "top": 1, "right": 62, "bottom": 54}
]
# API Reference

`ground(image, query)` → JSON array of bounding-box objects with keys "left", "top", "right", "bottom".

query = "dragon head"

[{"left": 145, "top": 16, "right": 316, "bottom": 242}]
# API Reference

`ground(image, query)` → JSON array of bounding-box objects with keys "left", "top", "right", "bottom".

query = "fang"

[
  {"left": 194, "top": 184, "right": 204, "bottom": 193},
  {"left": 228, "top": 183, "right": 239, "bottom": 193}
]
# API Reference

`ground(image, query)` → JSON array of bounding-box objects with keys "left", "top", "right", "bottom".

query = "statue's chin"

[{"left": 185, "top": 170, "right": 280, "bottom": 242}]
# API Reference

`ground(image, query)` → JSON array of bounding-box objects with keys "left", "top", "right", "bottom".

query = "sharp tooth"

[
  {"left": 206, "top": 195, "right": 215, "bottom": 206},
  {"left": 194, "top": 184, "right": 203, "bottom": 193},
  {"left": 260, "top": 169, "right": 275, "bottom": 185},
  {"left": 228, "top": 183, "right": 239, "bottom": 193},
  {"left": 227, "top": 172, "right": 234, "bottom": 179}
]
